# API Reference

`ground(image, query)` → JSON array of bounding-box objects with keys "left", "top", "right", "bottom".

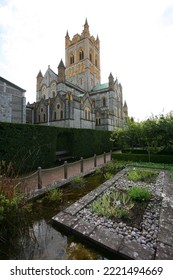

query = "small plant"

[
  {"left": 117, "top": 208, "right": 128, "bottom": 218},
  {"left": 104, "top": 172, "right": 113, "bottom": 180},
  {"left": 71, "top": 176, "right": 86, "bottom": 186},
  {"left": 89, "top": 190, "right": 134, "bottom": 219},
  {"left": 46, "top": 188, "right": 63, "bottom": 202},
  {"left": 128, "top": 186, "right": 151, "bottom": 202},
  {"left": 95, "top": 168, "right": 102, "bottom": 175},
  {"left": 0, "top": 193, "right": 21, "bottom": 219}
]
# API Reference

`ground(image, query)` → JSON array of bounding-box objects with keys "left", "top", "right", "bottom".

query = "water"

[{"left": 0, "top": 172, "right": 123, "bottom": 260}]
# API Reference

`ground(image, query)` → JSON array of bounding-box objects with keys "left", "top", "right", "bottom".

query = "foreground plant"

[
  {"left": 104, "top": 172, "right": 113, "bottom": 180},
  {"left": 46, "top": 188, "right": 63, "bottom": 202},
  {"left": 90, "top": 190, "right": 134, "bottom": 219}
]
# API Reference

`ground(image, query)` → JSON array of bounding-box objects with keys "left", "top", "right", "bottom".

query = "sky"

[{"left": 0, "top": 0, "right": 173, "bottom": 121}]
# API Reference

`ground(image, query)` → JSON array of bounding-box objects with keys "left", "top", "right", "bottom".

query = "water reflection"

[{"left": 0, "top": 172, "right": 122, "bottom": 260}]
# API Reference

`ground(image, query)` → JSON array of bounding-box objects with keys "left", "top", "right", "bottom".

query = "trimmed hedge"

[
  {"left": 0, "top": 122, "right": 57, "bottom": 173},
  {"left": 112, "top": 153, "right": 173, "bottom": 164},
  {"left": 55, "top": 127, "right": 113, "bottom": 159},
  {"left": 0, "top": 122, "right": 113, "bottom": 174}
]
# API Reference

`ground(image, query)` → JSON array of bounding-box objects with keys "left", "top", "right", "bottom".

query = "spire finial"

[
  {"left": 82, "top": 18, "right": 90, "bottom": 37},
  {"left": 85, "top": 18, "right": 88, "bottom": 26}
]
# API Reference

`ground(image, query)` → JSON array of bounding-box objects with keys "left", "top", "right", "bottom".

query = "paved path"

[{"left": 17, "top": 152, "right": 111, "bottom": 194}]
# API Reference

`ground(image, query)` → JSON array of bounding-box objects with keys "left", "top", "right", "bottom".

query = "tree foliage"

[{"left": 111, "top": 113, "right": 173, "bottom": 154}]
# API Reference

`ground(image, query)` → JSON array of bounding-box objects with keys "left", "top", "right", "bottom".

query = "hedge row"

[
  {"left": 112, "top": 153, "right": 173, "bottom": 164},
  {"left": 0, "top": 122, "right": 113, "bottom": 174},
  {"left": 0, "top": 123, "right": 57, "bottom": 174},
  {"left": 56, "top": 128, "right": 112, "bottom": 158}
]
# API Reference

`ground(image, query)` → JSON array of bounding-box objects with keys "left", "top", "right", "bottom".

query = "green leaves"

[
  {"left": 128, "top": 186, "right": 151, "bottom": 202},
  {"left": 127, "top": 168, "right": 158, "bottom": 183},
  {"left": 89, "top": 190, "right": 134, "bottom": 219},
  {"left": 111, "top": 113, "right": 173, "bottom": 154}
]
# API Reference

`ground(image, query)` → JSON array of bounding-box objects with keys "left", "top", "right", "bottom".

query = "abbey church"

[{"left": 27, "top": 19, "right": 128, "bottom": 130}]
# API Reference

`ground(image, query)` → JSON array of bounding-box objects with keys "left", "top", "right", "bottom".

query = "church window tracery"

[
  {"left": 79, "top": 50, "right": 84, "bottom": 60},
  {"left": 54, "top": 111, "right": 56, "bottom": 120},
  {"left": 102, "top": 96, "right": 106, "bottom": 107},
  {"left": 70, "top": 54, "right": 74, "bottom": 64},
  {"left": 96, "top": 112, "right": 101, "bottom": 126},
  {"left": 42, "top": 85, "right": 46, "bottom": 99},
  {"left": 92, "top": 99, "right": 95, "bottom": 108},
  {"left": 84, "top": 107, "right": 91, "bottom": 120},
  {"left": 60, "top": 110, "right": 63, "bottom": 119},
  {"left": 95, "top": 59, "right": 98, "bottom": 67}
]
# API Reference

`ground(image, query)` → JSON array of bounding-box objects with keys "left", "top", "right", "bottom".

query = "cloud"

[
  {"left": 0, "top": 0, "right": 173, "bottom": 121},
  {"left": 162, "top": 6, "right": 173, "bottom": 25}
]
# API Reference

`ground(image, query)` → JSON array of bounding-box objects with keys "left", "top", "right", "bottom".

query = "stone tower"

[{"left": 65, "top": 19, "right": 100, "bottom": 91}]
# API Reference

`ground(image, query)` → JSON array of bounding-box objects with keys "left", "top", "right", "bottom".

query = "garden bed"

[{"left": 52, "top": 167, "right": 165, "bottom": 259}]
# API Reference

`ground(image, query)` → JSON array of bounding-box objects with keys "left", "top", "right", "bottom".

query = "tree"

[{"left": 111, "top": 113, "right": 173, "bottom": 156}]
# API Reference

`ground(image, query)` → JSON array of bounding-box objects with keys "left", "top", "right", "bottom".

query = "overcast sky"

[{"left": 0, "top": 0, "right": 173, "bottom": 121}]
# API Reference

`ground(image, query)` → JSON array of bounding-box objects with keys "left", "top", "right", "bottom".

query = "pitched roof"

[
  {"left": 58, "top": 59, "right": 65, "bottom": 68},
  {"left": 0, "top": 76, "right": 26, "bottom": 92},
  {"left": 91, "top": 83, "right": 109, "bottom": 92}
]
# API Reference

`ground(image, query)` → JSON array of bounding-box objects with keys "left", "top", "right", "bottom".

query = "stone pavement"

[{"left": 52, "top": 168, "right": 173, "bottom": 260}]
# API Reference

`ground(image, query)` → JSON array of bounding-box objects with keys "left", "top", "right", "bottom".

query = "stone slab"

[
  {"left": 52, "top": 168, "right": 173, "bottom": 260},
  {"left": 155, "top": 243, "right": 173, "bottom": 260}
]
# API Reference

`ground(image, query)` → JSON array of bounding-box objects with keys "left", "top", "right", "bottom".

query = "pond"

[{"left": 0, "top": 171, "right": 124, "bottom": 260}]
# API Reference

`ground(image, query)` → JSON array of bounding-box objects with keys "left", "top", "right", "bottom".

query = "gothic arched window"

[
  {"left": 95, "top": 59, "right": 98, "bottom": 67},
  {"left": 70, "top": 54, "right": 74, "bottom": 64},
  {"left": 102, "top": 96, "right": 106, "bottom": 107},
  {"left": 84, "top": 107, "right": 91, "bottom": 120},
  {"left": 79, "top": 50, "right": 84, "bottom": 60}
]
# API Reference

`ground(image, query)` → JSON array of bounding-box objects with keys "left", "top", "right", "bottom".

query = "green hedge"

[
  {"left": 67, "top": 128, "right": 112, "bottom": 158},
  {"left": 0, "top": 122, "right": 57, "bottom": 173},
  {"left": 112, "top": 153, "right": 173, "bottom": 164},
  {"left": 0, "top": 122, "right": 113, "bottom": 174},
  {"left": 55, "top": 127, "right": 112, "bottom": 159}
]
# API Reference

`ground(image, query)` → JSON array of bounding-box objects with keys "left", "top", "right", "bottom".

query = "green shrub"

[{"left": 128, "top": 186, "right": 151, "bottom": 202}]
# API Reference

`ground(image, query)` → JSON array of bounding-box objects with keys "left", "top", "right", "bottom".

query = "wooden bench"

[{"left": 56, "top": 150, "right": 74, "bottom": 161}]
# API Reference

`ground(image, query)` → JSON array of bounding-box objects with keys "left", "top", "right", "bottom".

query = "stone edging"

[{"left": 52, "top": 167, "right": 173, "bottom": 260}]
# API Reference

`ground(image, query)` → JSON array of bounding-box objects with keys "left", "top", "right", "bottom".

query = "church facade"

[{"left": 27, "top": 20, "right": 128, "bottom": 131}]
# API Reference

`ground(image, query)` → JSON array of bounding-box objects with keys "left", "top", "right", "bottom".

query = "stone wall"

[{"left": 0, "top": 78, "right": 26, "bottom": 123}]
